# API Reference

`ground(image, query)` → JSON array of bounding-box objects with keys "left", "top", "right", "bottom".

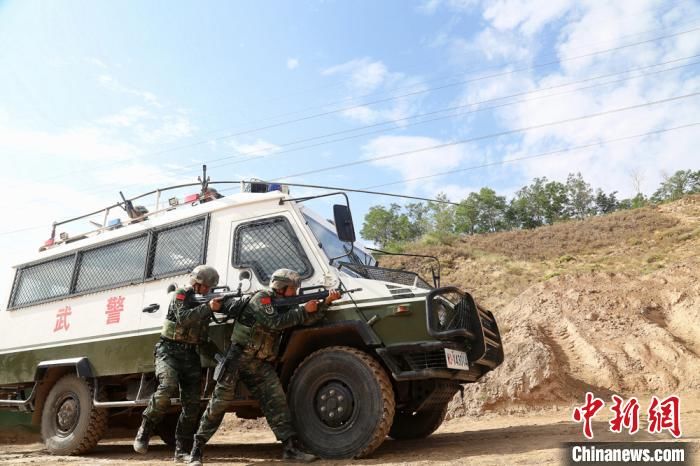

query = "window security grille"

[
  {"left": 338, "top": 262, "right": 432, "bottom": 289},
  {"left": 75, "top": 235, "right": 149, "bottom": 293},
  {"left": 233, "top": 217, "right": 311, "bottom": 283},
  {"left": 151, "top": 220, "right": 206, "bottom": 277},
  {"left": 10, "top": 255, "right": 74, "bottom": 307}
]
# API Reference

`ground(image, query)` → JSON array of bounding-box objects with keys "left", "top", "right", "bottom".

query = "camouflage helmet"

[
  {"left": 189, "top": 265, "right": 219, "bottom": 288},
  {"left": 269, "top": 268, "right": 301, "bottom": 290}
]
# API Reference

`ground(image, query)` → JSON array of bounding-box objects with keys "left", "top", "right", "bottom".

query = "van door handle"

[{"left": 142, "top": 303, "right": 160, "bottom": 313}]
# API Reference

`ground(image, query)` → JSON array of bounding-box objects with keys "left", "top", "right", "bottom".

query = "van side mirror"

[{"left": 333, "top": 204, "right": 356, "bottom": 243}]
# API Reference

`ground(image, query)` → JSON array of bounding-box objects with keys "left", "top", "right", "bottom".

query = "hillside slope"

[{"left": 382, "top": 195, "right": 700, "bottom": 415}]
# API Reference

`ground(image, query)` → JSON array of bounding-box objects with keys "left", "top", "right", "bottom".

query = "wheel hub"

[
  {"left": 55, "top": 394, "right": 80, "bottom": 436},
  {"left": 315, "top": 382, "right": 353, "bottom": 427}
]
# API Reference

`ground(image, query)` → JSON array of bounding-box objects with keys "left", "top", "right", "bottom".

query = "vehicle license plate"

[{"left": 444, "top": 348, "right": 469, "bottom": 370}]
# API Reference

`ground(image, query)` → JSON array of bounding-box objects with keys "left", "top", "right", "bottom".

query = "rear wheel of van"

[
  {"left": 288, "top": 346, "right": 395, "bottom": 458},
  {"left": 388, "top": 402, "right": 449, "bottom": 440},
  {"left": 41, "top": 374, "right": 108, "bottom": 455}
]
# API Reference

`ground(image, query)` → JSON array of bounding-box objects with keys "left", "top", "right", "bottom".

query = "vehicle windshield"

[{"left": 302, "top": 213, "right": 376, "bottom": 268}]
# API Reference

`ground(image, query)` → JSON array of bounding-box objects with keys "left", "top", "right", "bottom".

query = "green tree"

[
  {"left": 360, "top": 205, "right": 398, "bottom": 247},
  {"left": 565, "top": 172, "right": 594, "bottom": 219},
  {"left": 361, "top": 203, "right": 425, "bottom": 247},
  {"left": 405, "top": 202, "right": 431, "bottom": 236},
  {"left": 542, "top": 180, "right": 568, "bottom": 224},
  {"left": 594, "top": 189, "right": 619, "bottom": 215},
  {"left": 477, "top": 187, "right": 507, "bottom": 232},
  {"left": 428, "top": 193, "right": 456, "bottom": 235},
  {"left": 454, "top": 194, "right": 479, "bottom": 234},
  {"left": 507, "top": 184, "right": 543, "bottom": 229},
  {"left": 455, "top": 187, "right": 507, "bottom": 234},
  {"left": 651, "top": 169, "right": 700, "bottom": 202},
  {"left": 506, "top": 177, "right": 568, "bottom": 229}
]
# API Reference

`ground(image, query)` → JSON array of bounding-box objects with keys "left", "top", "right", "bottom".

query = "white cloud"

[
  {"left": 85, "top": 57, "right": 108, "bottom": 69},
  {"left": 0, "top": 175, "right": 119, "bottom": 308},
  {"left": 322, "top": 58, "right": 428, "bottom": 125},
  {"left": 471, "top": 28, "right": 532, "bottom": 62},
  {"left": 136, "top": 113, "right": 196, "bottom": 144},
  {"left": 363, "top": 135, "right": 474, "bottom": 193},
  {"left": 229, "top": 138, "right": 281, "bottom": 157},
  {"left": 97, "top": 105, "right": 197, "bottom": 145},
  {"left": 420, "top": 0, "right": 479, "bottom": 14},
  {"left": 99, "top": 106, "right": 151, "bottom": 128},
  {"left": 98, "top": 74, "right": 162, "bottom": 107},
  {"left": 93, "top": 160, "right": 183, "bottom": 188},
  {"left": 0, "top": 121, "right": 140, "bottom": 161},
  {"left": 483, "top": 0, "right": 573, "bottom": 36},
  {"left": 341, "top": 106, "right": 379, "bottom": 124},
  {"left": 287, "top": 58, "right": 300, "bottom": 70},
  {"left": 323, "top": 58, "right": 389, "bottom": 93},
  {"left": 432, "top": 0, "right": 700, "bottom": 199}
]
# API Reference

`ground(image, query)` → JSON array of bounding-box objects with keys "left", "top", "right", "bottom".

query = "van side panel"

[{"left": 0, "top": 333, "right": 159, "bottom": 385}]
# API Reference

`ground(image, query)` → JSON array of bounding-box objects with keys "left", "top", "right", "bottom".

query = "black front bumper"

[{"left": 376, "top": 287, "right": 504, "bottom": 382}]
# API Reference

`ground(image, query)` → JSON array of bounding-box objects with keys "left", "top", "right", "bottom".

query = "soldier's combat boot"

[
  {"left": 282, "top": 436, "right": 318, "bottom": 463},
  {"left": 187, "top": 441, "right": 204, "bottom": 466},
  {"left": 174, "top": 439, "right": 190, "bottom": 463},
  {"left": 133, "top": 418, "right": 153, "bottom": 454}
]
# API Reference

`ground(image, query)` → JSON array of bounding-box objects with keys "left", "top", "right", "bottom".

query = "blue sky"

[{"left": 1, "top": 0, "right": 699, "bottom": 305}]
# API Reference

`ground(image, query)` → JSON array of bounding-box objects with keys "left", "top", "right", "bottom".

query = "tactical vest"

[
  {"left": 160, "top": 288, "right": 210, "bottom": 345},
  {"left": 231, "top": 290, "right": 284, "bottom": 361}
]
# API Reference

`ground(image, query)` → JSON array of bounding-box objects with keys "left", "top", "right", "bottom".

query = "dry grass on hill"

[{"left": 381, "top": 195, "right": 700, "bottom": 311}]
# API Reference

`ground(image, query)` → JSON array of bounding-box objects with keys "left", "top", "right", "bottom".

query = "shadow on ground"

[{"left": 3, "top": 418, "right": 684, "bottom": 465}]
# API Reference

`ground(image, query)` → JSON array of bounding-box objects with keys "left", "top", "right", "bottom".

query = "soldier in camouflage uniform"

[
  {"left": 134, "top": 265, "right": 223, "bottom": 462},
  {"left": 188, "top": 269, "right": 341, "bottom": 465}
]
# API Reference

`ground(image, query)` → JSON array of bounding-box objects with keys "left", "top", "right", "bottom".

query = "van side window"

[
  {"left": 151, "top": 219, "right": 207, "bottom": 277},
  {"left": 75, "top": 235, "right": 149, "bottom": 293},
  {"left": 232, "top": 217, "right": 312, "bottom": 283},
  {"left": 10, "top": 255, "right": 74, "bottom": 307},
  {"left": 8, "top": 216, "right": 209, "bottom": 310}
]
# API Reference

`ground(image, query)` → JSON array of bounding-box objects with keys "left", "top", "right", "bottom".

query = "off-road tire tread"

[
  {"left": 73, "top": 383, "right": 108, "bottom": 455},
  {"left": 290, "top": 346, "right": 395, "bottom": 458},
  {"left": 42, "top": 375, "right": 108, "bottom": 455}
]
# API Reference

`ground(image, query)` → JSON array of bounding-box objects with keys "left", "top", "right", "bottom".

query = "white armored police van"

[{"left": 0, "top": 180, "right": 503, "bottom": 458}]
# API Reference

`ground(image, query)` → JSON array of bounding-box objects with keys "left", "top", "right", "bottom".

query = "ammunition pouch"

[
  {"left": 231, "top": 322, "right": 282, "bottom": 362},
  {"left": 161, "top": 315, "right": 208, "bottom": 345}
]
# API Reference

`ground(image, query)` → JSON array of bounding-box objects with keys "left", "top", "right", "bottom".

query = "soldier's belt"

[{"left": 159, "top": 336, "right": 198, "bottom": 350}]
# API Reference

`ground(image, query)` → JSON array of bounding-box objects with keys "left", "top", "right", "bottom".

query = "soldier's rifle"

[
  {"left": 166, "top": 283, "right": 252, "bottom": 323},
  {"left": 272, "top": 287, "right": 361, "bottom": 307}
]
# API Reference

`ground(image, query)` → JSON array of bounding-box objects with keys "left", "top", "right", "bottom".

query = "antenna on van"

[{"left": 198, "top": 165, "right": 210, "bottom": 197}]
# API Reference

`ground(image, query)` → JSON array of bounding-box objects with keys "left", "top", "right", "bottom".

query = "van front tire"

[
  {"left": 40, "top": 374, "right": 108, "bottom": 455},
  {"left": 288, "top": 346, "right": 395, "bottom": 458}
]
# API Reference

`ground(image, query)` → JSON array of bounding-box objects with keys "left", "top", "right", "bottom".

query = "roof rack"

[
  {"left": 40, "top": 169, "right": 458, "bottom": 252},
  {"left": 40, "top": 165, "right": 298, "bottom": 251}
]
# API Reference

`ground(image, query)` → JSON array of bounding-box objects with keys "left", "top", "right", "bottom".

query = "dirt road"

[{"left": 2, "top": 396, "right": 698, "bottom": 465}]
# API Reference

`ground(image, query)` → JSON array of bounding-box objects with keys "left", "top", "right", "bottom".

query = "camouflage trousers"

[
  {"left": 194, "top": 352, "right": 294, "bottom": 444},
  {"left": 142, "top": 339, "right": 202, "bottom": 445}
]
